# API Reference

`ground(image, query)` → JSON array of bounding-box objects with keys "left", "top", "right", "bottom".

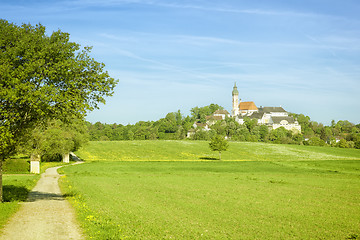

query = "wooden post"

[{"left": 30, "top": 154, "right": 40, "bottom": 174}]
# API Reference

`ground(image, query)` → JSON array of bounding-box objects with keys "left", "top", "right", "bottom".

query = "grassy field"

[
  {"left": 76, "top": 140, "right": 360, "bottom": 162},
  {"left": 58, "top": 141, "right": 360, "bottom": 239}
]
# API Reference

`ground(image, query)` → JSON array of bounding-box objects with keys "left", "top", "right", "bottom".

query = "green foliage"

[
  {"left": 17, "top": 119, "right": 89, "bottom": 161},
  {"left": 268, "top": 127, "right": 292, "bottom": 144},
  {"left": 259, "top": 124, "right": 269, "bottom": 141},
  {"left": 60, "top": 160, "right": 360, "bottom": 239},
  {"left": 209, "top": 135, "right": 229, "bottom": 160},
  {"left": 192, "top": 129, "right": 211, "bottom": 141},
  {"left": 337, "top": 139, "right": 350, "bottom": 148},
  {"left": 85, "top": 108, "right": 360, "bottom": 152},
  {"left": 244, "top": 117, "right": 258, "bottom": 132},
  {"left": 191, "top": 104, "right": 223, "bottom": 123},
  {"left": 306, "top": 136, "right": 326, "bottom": 146},
  {"left": 0, "top": 19, "right": 116, "bottom": 201},
  {"left": 0, "top": 19, "right": 117, "bottom": 160},
  {"left": 2, "top": 156, "right": 29, "bottom": 174}
]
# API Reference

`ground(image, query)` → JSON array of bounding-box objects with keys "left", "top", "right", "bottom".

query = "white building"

[{"left": 231, "top": 83, "right": 301, "bottom": 133}]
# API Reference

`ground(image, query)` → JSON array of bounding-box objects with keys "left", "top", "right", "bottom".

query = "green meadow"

[
  {"left": 58, "top": 141, "right": 360, "bottom": 239},
  {"left": 76, "top": 140, "right": 360, "bottom": 162}
]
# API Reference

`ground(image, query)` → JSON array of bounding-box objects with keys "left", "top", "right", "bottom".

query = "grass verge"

[
  {"left": 0, "top": 159, "right": 72, "bottom": 233},
  {"left": 0, "top": 175, "right": 40, "bottom": 231}
]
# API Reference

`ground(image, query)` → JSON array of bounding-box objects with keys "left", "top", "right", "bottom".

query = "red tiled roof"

[{"left": 239, "top": 101, "right": 258, "bottom": 110}]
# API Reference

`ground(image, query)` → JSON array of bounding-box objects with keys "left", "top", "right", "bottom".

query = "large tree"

[{"left": 0, "top": 19, "right": 117, "bottom": 201}]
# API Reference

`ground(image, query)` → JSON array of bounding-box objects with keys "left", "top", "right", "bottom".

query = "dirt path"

[{"left": 0, "top": 165, "right": 84, "bottom": 240}]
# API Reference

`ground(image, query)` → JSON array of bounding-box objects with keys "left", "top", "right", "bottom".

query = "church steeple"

[
  {"left": 232, "top": 82, "right": 239, "bottom": 96},
  {"left": 232, "top": 82, "right": 239, "bottom": 116}
]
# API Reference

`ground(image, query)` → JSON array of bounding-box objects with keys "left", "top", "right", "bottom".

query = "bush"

[
  {"left": 347, "top": 141, "right": 355, "bottom": 149},
  {"left": 192, "top": 130, "right": 210, "bottom": 140},
  {"left": 355, "top": 141, "right": 360, "bottom": 149},
  {"left": 307, "top": 137, "right": 326, "bottom": 146},
  {"left": 337, "top": 139, "right": 348, "bottom": 148},
  {"left": 246, "top": 135, "right": 258, "bottom": 142},
  {"left": 2, "top": 157, "right": 29, "bottom": 174}
]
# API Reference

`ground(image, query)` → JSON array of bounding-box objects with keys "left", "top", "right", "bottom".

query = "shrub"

[
  {"left": 308, "top": 137, "right": 326, "bottom": 146},
  {"left": 337, "top": 139, "right": 348, "bottom": 148}
]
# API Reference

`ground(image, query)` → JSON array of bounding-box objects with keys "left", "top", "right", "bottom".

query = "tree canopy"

[
  {"left": 209, "top": 135, "right": 229, "bottom": 160},
  {"left": 191, "top": 104, "right": 223, "bottom": 123},
  {"left": 0, "top": 19, "right": 117, "bottom": 201},
  {"left": 19, "top": 119, "right": 89, "bottom": 161},
  {"left": 0, "top": 19, "right": 117, "bottom": 159}
]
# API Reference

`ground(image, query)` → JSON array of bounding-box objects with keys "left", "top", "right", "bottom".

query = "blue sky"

[{"left": 1, "top": 0, "right": 360, "bottom": 125}]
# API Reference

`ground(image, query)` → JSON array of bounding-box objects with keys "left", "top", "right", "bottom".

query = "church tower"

[{"left": 232, "top": 82, "right": 239, "bottom": 116}]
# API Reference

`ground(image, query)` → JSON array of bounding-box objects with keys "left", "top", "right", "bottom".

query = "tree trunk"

[{"left": 0, "top": 159, "right": 3, "bottom": 202}]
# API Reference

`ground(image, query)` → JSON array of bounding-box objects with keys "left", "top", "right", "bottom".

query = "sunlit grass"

[
  {"left": 0, "top": 159, "right": 72, "bottom": 233},
  {"left": 61, "top": 161, "right": 360, "bottom": 239},
  {"left": 0, "top": 175, "right": 40, "bottom": 231},
  {"left": 76, "top": 140, "right": 360, "bottom": 162},
  {"left": 61, "top": 141, "right": 360, "bottom": 239}
]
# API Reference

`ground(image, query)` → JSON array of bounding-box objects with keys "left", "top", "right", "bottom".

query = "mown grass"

[
  {"left": 76, "top": 140, "right": 360, "bottom": 162},
  {"left": 60, "top": 161, "right": 360, "bottom": 239},
  {"left": 0, "top": 175, "right": 40, "bottom": 231},
  {"left": 60, "top": 141, "right": 360, "bottom": 239}
]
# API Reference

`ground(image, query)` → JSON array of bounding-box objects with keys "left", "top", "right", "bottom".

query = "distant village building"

[
  {"left": 232, "top": 83, "right": 301, "bottom": 132},
  {"left": 239, "top": 101, "right": 258, "bottom": 115},
  {"left": 187, "top": 122, "right": 211, "bottom": 138},
  {"left": 188, "top": 83, "right": 301, "bottom": 137}
]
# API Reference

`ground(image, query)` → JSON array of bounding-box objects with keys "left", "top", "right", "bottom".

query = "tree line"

[{"left": 86, "top": 104, "right": 360, "bottom": 149}]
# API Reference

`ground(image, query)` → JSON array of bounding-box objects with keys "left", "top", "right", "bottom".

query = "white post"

[
  {"left": 30, "top": 154, "right": 40, "bottom": 174},
  {"left": 62, "top": 153, "right": 70, "bottom": 163}
]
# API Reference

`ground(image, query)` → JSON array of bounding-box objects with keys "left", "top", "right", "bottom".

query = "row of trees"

[
  {"left": 87, "top": 105, "right": 360, "bottom": 149},
  {"left": 292, "top": 114, "right": 360, "bottom": 148},
  {"left": 87, "top": 104, "right": 224, "bottom": 141},
  {"left": 0, "top": 20, "right": 117, "bottom": 201}
]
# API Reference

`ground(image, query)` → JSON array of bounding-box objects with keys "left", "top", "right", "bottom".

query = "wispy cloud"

[
  {"left": 149, "top": 2, "right": 317, "bottom": 17},
  {"left": 60, "top": 0, "right": 320, "bottom": 18},
  {"left": 108, "top": 47, "right": 219, "bottom": 84}
]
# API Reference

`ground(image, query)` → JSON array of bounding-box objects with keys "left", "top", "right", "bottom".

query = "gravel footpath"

[{"left": 0, "top": 165, "right": 84, "bottom": 240}]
